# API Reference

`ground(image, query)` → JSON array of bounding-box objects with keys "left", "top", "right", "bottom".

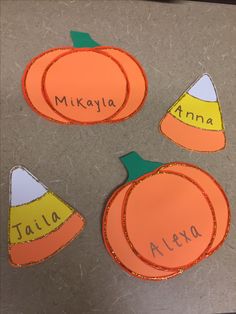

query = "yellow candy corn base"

[
  {"left": 160, "top": 113, "right": 226, "bottom": 152},
  {"left": 9, "top": 212, "right": 85, "bottom": 267}
]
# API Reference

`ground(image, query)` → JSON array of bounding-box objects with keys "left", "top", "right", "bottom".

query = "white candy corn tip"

[
  {"left": 188, "top": 74, "right": 217, "bottom": 102},
  {"left": 10, "top": 166, "right": 47, "bottom": 206}
]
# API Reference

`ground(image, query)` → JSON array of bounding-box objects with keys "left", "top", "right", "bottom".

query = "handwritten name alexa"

[
  {"left": 150, "top": 225, "right": 202, "bottom": 257},
  {"left": 55, "top": 96, "right": 116, "bottom": 112},
  {"left": 11, "top": 211, "right": 61, "bottom": 240}
]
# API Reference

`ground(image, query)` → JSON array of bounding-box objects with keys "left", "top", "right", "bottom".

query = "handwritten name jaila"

[
  {"left": 150, "top": 225, "right": 202, "bottom": 257},
  {"left": 174, "top": 105, "right": 213, "bottom": 126},
  {"left": 11, "top": 211, "right": 61, "bottom": 240},
  {"left": 55, "top": 96, "right": 116, "bottom": 112}
]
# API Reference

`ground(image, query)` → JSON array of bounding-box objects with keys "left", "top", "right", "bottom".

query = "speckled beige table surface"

[{"left": 1, "top": 1, "right": 236, "bottom": 313}]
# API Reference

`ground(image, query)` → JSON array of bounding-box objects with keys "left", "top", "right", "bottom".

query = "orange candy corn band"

[
  {"left": 22, "top": 47, "right": 73, "bottom": 124},
  {"left": 159, "top": 162, "right": 230, "bottom": 256},
  {"left": 102, "top": 183, "right": 181, "bottom": 281},
  {"left": 121, "top": 170, "right": 217, "bottom": 272},
  {"left": 9, "top": 212, "right": 85, "bottom": 267},
  {"left": 42, "top": 48, "right": 130, "bottom": 124},
  {"left": 160, "top": 113, "right": 226, "bottom": 152}
]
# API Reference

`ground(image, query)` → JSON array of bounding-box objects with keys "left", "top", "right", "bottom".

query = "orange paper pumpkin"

[
  {"left": 122, "top": 170, "right": 216, "bottom": 271},
  {"left": 102, "top": 152, "right": 230, "bottom": 280},
  {"left": 22, "top": 31, "right": 147, "bottom": 124}
]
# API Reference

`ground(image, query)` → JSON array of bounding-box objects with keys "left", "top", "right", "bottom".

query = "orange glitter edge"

[
  {"left": 159, "top": 162, "right": 230, "bottom": 257},
  {"left": 23, "top": 46, "right": 148, "bottom": 125},
  {"left": 22, "top": 46, "right": 74, "bottom": 124},
  {"left": 102, "top": 180, "right": 182, "bottom": 281}
]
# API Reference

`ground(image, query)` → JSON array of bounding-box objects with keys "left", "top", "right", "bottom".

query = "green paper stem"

[
  {"left": 120, "top": 151, "right": 164, "bottom": 183},
  {"left": 70, "top": 31, "right": 101, "bottom": 48}
]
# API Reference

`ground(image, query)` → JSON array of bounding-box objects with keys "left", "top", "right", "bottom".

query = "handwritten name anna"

[
  {"left": 12, "top": 211, "right": 61, "bottom": 241},
  {"left": 174, "top": 105, "right": 213, "bottom": 126},
  {"left": 55, "top": 96, "right": 116, "bottom": 112},
  {"left": 150, "top": 225, "right": 202, "bottom": 257}
]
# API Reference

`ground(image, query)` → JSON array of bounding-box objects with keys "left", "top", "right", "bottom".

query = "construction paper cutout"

[
  {"left": 71, "top": 32, "right": 147, "bottom": 122},
  {"left": 9, "top": 166, "right": 85, "bottom": 267},
  {"left": 102, "top": 152, "right": 230, "bottom": 279},
  {"left": 22, "top": 48, "right": 73, "bottom": 124},
  {"left": 160, "top": 114, "right": 226, "bottom": 152},
  {"left": 70, "top": 31, "right": 100, "bottom": 48},
  {"left": 159, "top": 163, "right": 230, "bottom": 256},
  {"left": 42, "top": 49, "right": 129, "bottom": 124},
  {"left": 96, "top": 48, "right": 147, "bottom": 122},
  {"left": 160, "top": 74, "right": 226, "bottom": 152},
  {"left": 103, "top": 183, "right": 181, "bottom": 280},
  {"left": 120, "top": 151, "right": 163, "bottom": 182},
  {"left": 122, "top": 170, "right": 216, "bottom": 271},
  {"left": 22, "top": 31, "right": 148, "bottom": 124}
]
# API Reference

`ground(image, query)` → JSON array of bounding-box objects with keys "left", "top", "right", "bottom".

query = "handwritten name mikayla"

[
  {"left": 55, "top": 96, "right": 116, "bottom": 112},
  {"left": 12, "top": 211, "right": 61, "bottom": 240},
  {"left": 150, "top": 225, "right": 202, "bottom": 257}
]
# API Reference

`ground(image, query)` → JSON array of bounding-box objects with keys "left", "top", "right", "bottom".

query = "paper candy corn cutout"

[
  {"left": 22, "top": 31, "right": 147, "bottom": 124},
  {"left": 102, "top": 152, "right": 230, "bottom": 280},
  {"left": 9, "top": 166, "right": 85, "bottom": 267},
  {"left": 160, "top": 74, "right": 226, "bottom": 152}
]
